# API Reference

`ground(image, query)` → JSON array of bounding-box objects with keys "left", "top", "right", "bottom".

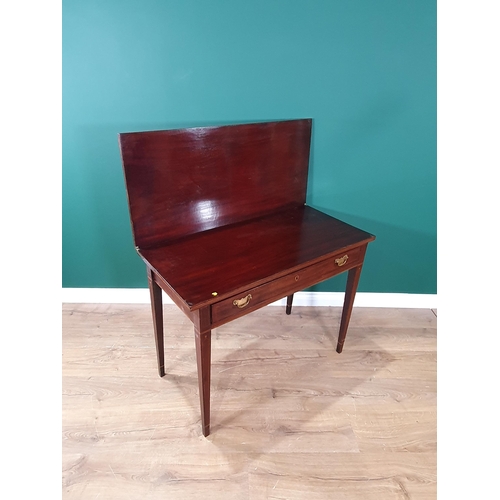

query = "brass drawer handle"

[
  {"left": 335, "top": 254, "right": 349, "bottom": 267},
  {"left": 233, "top": 294, "right": 252, "bottom": 308}
]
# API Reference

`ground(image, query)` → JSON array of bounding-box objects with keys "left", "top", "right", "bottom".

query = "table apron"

[{"left": 210, "top": 245, "right": 365, "bottom": 328}]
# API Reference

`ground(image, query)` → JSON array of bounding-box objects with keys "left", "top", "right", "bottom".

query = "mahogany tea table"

[{"left": 118, "top": 119, "right": 375, "bottom": 436}]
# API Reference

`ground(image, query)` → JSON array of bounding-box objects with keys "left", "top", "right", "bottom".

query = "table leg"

[
  {"left": 336, "top": 264, "right": 363, "bottom": 353},
  {"left": 147, "top": 268, "right": 165, "bottom": 377},
  {"left": 194, "top": 307, "right": 211, "bottom": 437},
  {"left": 286, "top": 294, "right": 294, "bottom": 315}
]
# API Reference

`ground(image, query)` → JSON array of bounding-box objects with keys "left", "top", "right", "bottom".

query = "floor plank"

[{"left": 62, "top": 304, "right": 436, "bottom": 499}]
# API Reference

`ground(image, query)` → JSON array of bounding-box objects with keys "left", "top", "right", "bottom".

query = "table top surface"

[
  {"left": 140, "top": 205, "right": 375, "bottom": 310},
  {"left": 119, "top": 119, "right": 312, "bottom": 248}
]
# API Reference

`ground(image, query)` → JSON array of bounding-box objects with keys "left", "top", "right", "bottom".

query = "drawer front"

[{"left": 211, "top": 246, "right": 364, "bottom": 327}]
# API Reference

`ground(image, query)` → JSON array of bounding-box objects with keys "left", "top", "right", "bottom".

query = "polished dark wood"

[
  {"left": 337, "top": 262, "right": 365, "bottom": 354},
  {"left": 119, "top": 119, "right": 312, "bottom": 249},
  {"left": 193, "top": 307, "right": 211, "bottom": 437},
  {"left": 139, "top": 206, "right": 373, "bottom": 311},
  {"left": 119, "top": 119, "right": 375, "bottom": 436},
  {"left": 147, "top": 268, "right": 165, "bottom": 377}
]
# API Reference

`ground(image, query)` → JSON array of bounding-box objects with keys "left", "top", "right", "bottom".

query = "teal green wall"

[{"left": 63, "top": 0, "right": 436, "bottom": 293}]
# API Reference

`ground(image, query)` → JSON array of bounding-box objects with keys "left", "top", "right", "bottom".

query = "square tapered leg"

[
  {"left": 336, "top": 264, "right": 363, "bottom": 353},
  {"left": 147, "top": 268, "right": 165, "bottom": 377},
  {"left": 194, "top": 307, "right": 211, "bottom": 436}
]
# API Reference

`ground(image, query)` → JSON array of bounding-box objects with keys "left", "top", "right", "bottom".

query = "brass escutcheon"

[
  {"left": 335, "top": 254, "right": 349, "bottom": 266},
  {"left": 233, "top": 293, "right": 252, "bottom": 308}
]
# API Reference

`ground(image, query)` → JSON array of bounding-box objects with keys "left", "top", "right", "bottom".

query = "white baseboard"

[{"left": 61, "top": 288, "right": 436, "bottom": 309}]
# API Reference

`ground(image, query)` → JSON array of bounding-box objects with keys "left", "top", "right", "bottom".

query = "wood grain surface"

[
  {"left": 140, "top": 206, "right": 373, "bottom": 310},
  {"left": 119, "top": 119, "right": 312, "bottom": 248},
  {"left": 62, "top": 304, "right": 436, "bottom": 499}
]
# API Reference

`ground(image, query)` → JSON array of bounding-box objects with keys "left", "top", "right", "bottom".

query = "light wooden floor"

[{"left": 62, "top": 304, "right": 436, "bottom": 499}]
